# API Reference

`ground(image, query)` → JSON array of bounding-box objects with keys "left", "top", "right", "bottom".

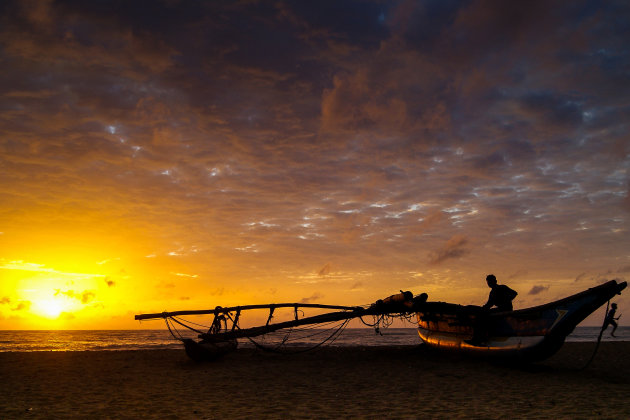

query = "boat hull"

[
  {"left": 416, "top": 280, "right": 626, "bottom": 362},
  {"left": 183, "top": 338, "right": 238, "bottom": 362}
]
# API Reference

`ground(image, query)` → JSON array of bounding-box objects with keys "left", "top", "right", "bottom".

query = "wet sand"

[{"left": 1, "top": 342, "right": 629, "bottom": 419}]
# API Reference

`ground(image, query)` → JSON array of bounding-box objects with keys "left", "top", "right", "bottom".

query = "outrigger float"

[{"left": 135, "top": 279, "right": 626, "bottom": 363}]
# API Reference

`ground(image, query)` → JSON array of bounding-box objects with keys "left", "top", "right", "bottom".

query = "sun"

[{"left": 33, "top": 298, "right": 65, "bottom": 319}]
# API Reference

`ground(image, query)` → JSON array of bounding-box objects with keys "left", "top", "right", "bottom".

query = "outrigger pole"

[
  {"left": 135, "top": 292, "right": 425, "bottom": 341},
  {"left": 134, "top": 303, "right": 361, "bottom": 321}
]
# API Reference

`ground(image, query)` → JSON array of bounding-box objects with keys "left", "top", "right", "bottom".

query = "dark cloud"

[
  {"left": 574, "top": 272, "right": 587, "bottom": 283},
  {"left": 57, "top": 290, "right": 96, "bottom": 304},
  {"left": 519, "top": 91, "right": 585, "bottom": 127},
  {"left": 318, "top": 263, "right": 331, "bottom": 276},
  {"left": 350, "top": 282, "right": 363, "bottom": 290},
  {"left": 12, "top": 301, "right": 31, "bottom": 311},
  {"left": 528, "top": 285, "right": 550, "bottom": 295},
  {"left": 429, "top": 235, "right": 470, "bottom": 265},
  {"left": 507, "top": 270, "right": 528, "bottom": 280},
  {"left": 81, "top": 291, "right": 96, "bottom": 304},
  {"left": 300, "top": 293, "right": 324, "bottom": 304}
]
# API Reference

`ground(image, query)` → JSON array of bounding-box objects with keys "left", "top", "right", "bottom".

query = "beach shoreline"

[{"left": 1, "top": 342, "right": 629, "bottom": 419}]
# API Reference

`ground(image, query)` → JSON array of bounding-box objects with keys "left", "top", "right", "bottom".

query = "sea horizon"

[{"left": 0, "top": 326, "right": 627, "bottom": 352}]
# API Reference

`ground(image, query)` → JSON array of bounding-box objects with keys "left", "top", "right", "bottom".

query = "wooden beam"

[{"left": 134, "top": 303, "right": 362, "bottom": 321}]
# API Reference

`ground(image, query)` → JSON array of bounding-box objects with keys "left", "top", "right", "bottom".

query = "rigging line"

[
  {"left": 165, "top": 317, "right": 184, "bottom": 342},
  {"left": 316, "top": 319, "right": 351, "bottom": 348},
  {"left": 285, "top": 325, "right": 347, "bottom": 341},
  {"left": 169, "top": 316, "right": 205, "bottom": 335},
  {"left": 224, "top": 311, "right": 238, "bottom": 331},
  {"left": 280, "top": 319, "right": 346, "bottom": 333},
  {"left": 358, "top": 315, "right": 380, "bottom": 327},
  {"left": 275, "top": 328, "right": 294, "bottom": 350},
  {"left": 272, "top": 322, "right": 350, "bottom": 344},
  {"left": 580, "top": 300, "right": 610, "bottom": 371},
  {"left": 283, "top": 319, "right": 351, "bottom": 354},
  {"left": 251, "top": 321, "right": 340, "bottom": 339},
  {"left": 261, "top": 324, "right": 346, "bottom": 343},
  {"left": 246, "top": 319, "right": 351, "bottom": 354},
  {"left": 254, "top": 318, "right": 346, "bottom": 337},
  {"left": 170, "top": 315, "right": 211, "bottom": 330}
]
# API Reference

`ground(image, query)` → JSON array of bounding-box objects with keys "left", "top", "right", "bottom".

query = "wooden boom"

[{"left": 134, "top": 303, "right": 363, "bottom": 321}]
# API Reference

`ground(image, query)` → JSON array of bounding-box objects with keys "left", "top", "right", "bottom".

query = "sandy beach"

[{"left": 1, "top": 342, "right": 629, "bottom": 419}]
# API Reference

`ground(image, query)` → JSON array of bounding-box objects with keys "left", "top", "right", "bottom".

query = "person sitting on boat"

[
  {"left": 604, "top": 303, "right": 621, "bottom": 337},
  {"left": 465, "top": 275, "right": 518, "bottom": 346},
  {"left": 482, "top": 274, "right": 517, "bottom": 312}
]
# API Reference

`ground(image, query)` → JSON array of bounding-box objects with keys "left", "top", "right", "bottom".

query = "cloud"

[
  {"left": 300, "top": 293, "right": 323, "bottom": 304},
  {"left": 350, "top": 282, "right": 363, "bottom": 291},
  {"left": 428, "top": 235, "right": 470, "bottom": 265},
  {"left": 508, "top": 270, "right": 528, "bottom": 280},
  {"left": 318, "top": 263, "right": 331, "bottom": 276},
  {"left": 414, "top": 210, "right": 444, "bottom": 234},
  {"left": 12, "top": 301, "right": 31, "bottom": 311},
  {"left": 0, "top": 297, "right": 10, "bottom": 305},
  {"left": 80, "top": 291, "right": 96, "bottom": 304},
  {"left": 0, "top": 0, "right": 629, "bottom": 319},
  {"left": 528, "top": 285, "right": 549, "bottom": 295},
  {"left": 574, "top": 272, "right": 587, "bottom": 283},
  {"left": 172, "top": 272, "right": 198, "bottom": 278},
  {"left": 56, "top": 290, "right": 96, "bottom": 304}
]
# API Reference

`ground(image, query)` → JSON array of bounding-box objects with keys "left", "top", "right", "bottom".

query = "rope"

[
  {"left": 169, "top": 316, "right": 205, "bottom": 335},
  {"left": 246, "top": 319, "right": 351, "bottom": 354},
  {"left": 171, "top": 315, "right": 211, "bottom": 330},
  {"left": 580, "top": 300, "right": 610, "bottom": 370},
  {"left": 165, "top": 317, "right": 185, "bottom": 342}
]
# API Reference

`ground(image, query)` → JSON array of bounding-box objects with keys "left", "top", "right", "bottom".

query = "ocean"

[{"left": 0, "top": 326, "right": 627, "bottom": 352}]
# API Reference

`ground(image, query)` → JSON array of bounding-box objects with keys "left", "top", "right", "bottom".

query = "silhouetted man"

[
  {"left": 482, "top": 274, "right": 517, "bottom": 312},
  {"left": 604, "top": 303, "right": 621, "bottom": 337},
  {"left": 466, "top": 275, "right": 518, "bottom": 346}
]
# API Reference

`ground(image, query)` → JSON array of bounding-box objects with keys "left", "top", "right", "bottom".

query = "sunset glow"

[
  {"left": 33, "top": 299, "right": 64, "bottom": 319},
  {"left": 1, "top": 1, "right": 628, "bottom": 329}
]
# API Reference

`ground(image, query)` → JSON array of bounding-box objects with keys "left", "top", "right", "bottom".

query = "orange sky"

[{"left": 0, "top": 1, "right": 629, "bottom": 329}]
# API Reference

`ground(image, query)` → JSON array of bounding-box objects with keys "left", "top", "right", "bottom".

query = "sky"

[{"left": 0, "top": 0, "right": 629, "bottom": 329}]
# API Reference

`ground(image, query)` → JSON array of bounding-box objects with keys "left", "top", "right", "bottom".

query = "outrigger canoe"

[
  {"left": 135, "top": 280, "right": 625, "bottom": 363},
  {"left": 417, "top": 279, "right": 626, "bottom": 362}
]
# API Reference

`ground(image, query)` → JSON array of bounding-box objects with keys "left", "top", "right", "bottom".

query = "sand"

[{"left": 1, "top": 342, "right": 629, "bottom": 419}]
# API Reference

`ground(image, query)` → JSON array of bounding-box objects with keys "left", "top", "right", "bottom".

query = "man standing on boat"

[{"left": 482, "top": 274, "right": 518, "bottom": 312}]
